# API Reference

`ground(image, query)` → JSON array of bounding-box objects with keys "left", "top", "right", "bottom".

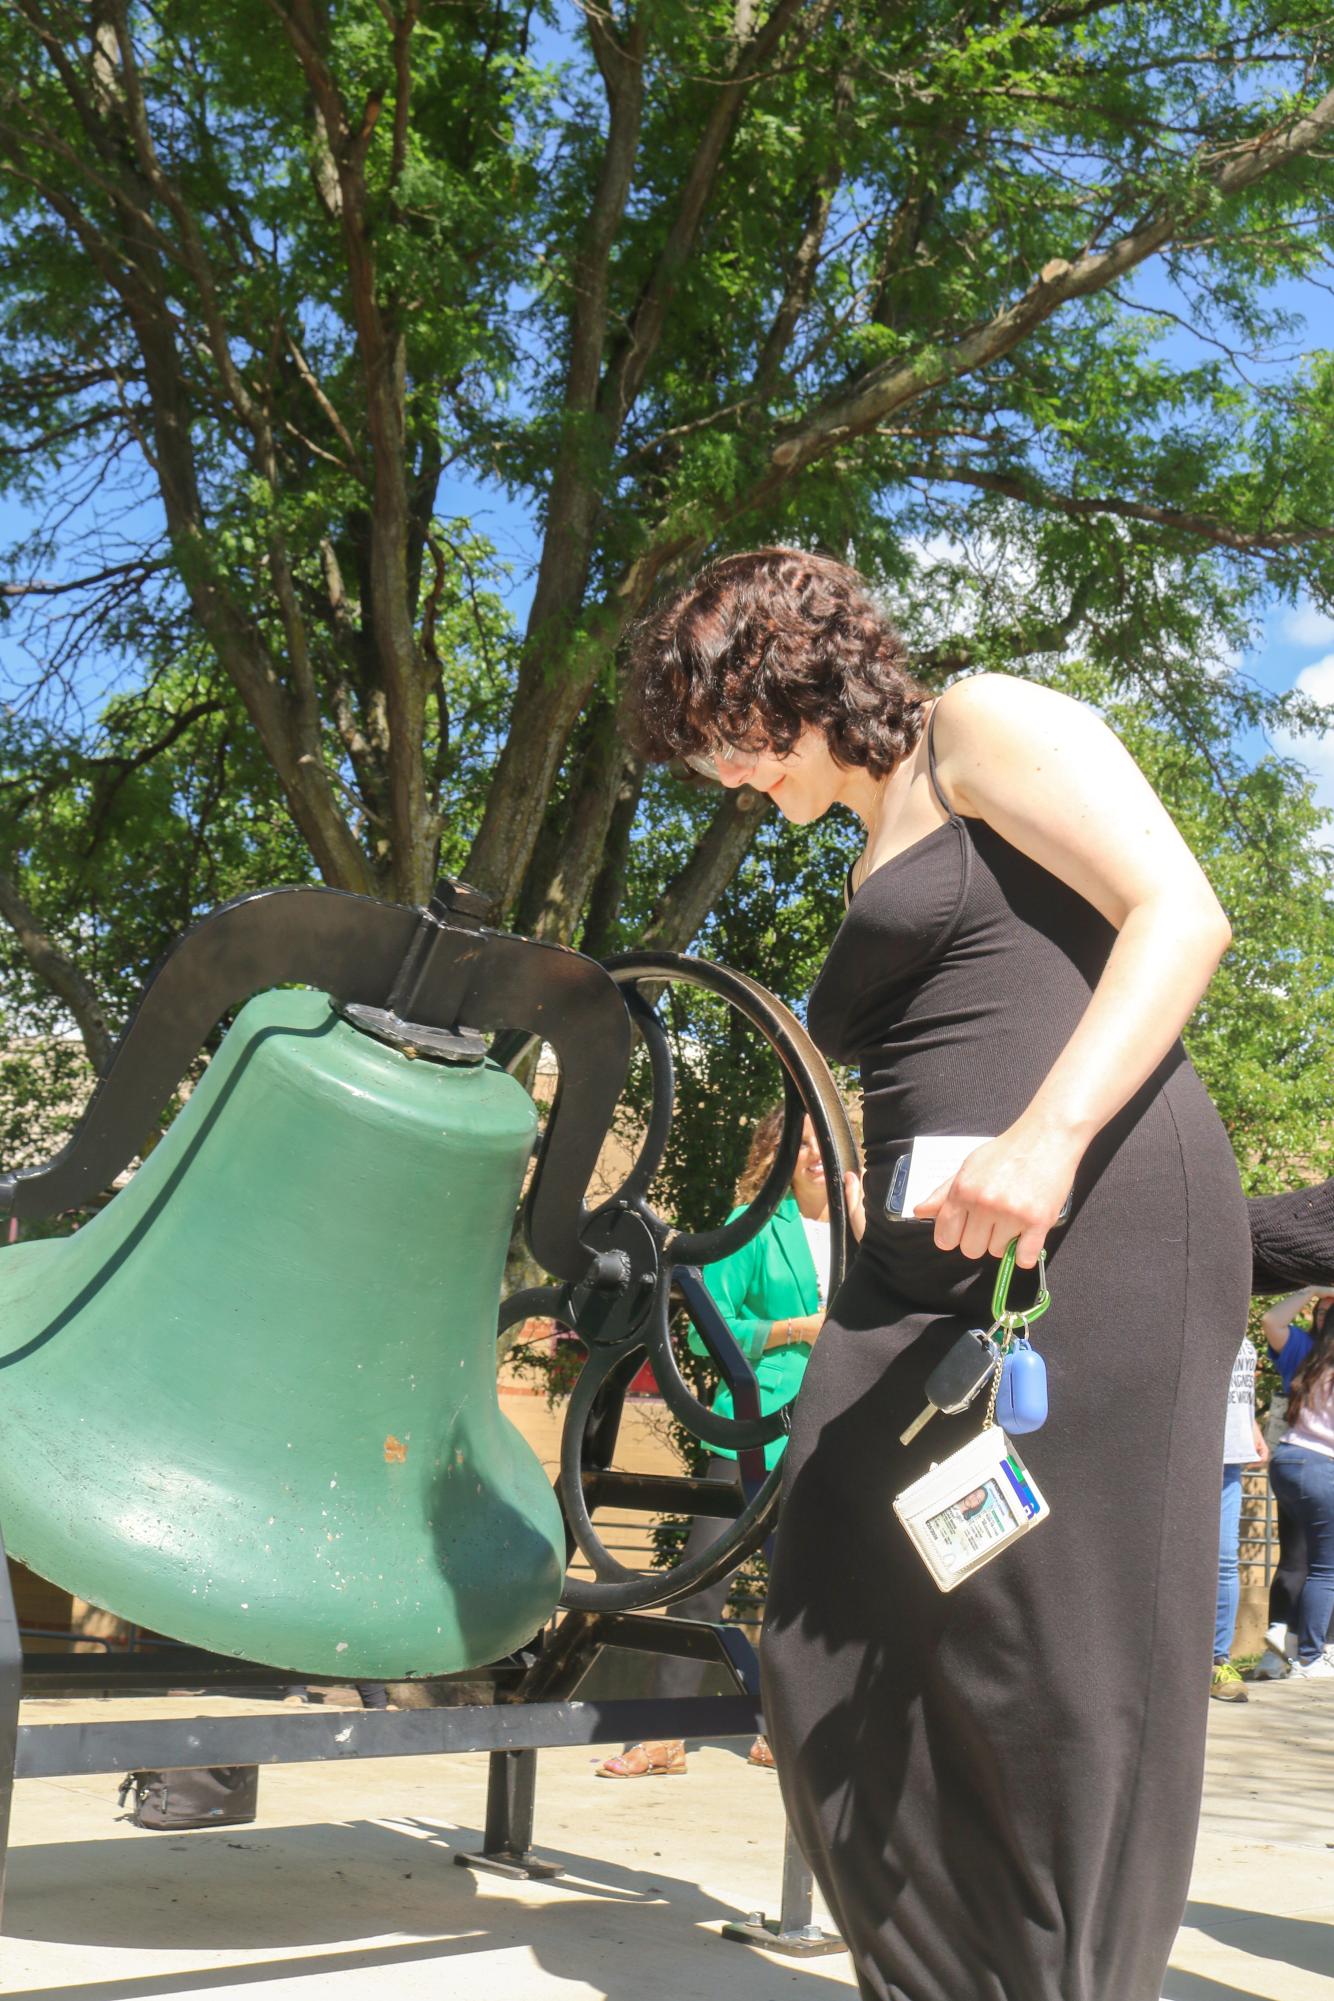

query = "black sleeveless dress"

[{"left": 760, "top": 715, "right": 1248, "bottom": 2001}]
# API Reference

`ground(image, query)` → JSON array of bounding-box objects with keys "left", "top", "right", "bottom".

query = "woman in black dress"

[{"left": 629, "top": 548, "right": 1248, "bottom": 2001}]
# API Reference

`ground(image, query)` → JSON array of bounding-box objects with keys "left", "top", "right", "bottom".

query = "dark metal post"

[
  {"left": 721, "top": 1820, "right": 845, "bottom": 1957},
  {"left": 454, "top": 1748, "right": 562, "bottom": 1881},
  {"left": 0, "top": 1522, "right": 22, "bottom": 1927},
  {"left": 453, "top": 1617, "right": 602, "bottom": 1881}
]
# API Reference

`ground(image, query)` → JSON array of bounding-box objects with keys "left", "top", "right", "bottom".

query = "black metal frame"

[
  {"left": 0, "top": 1546, "right": 836, "bottom": 1951},
  {"left": 0, "top": 879, "right": 632, "bottom": 1284},
  {"left": 513, "top": 950, "right": 860, "bottom": 1612},
  {"left": 0, "top": 878, "right": 851, "bottom": 1953}
]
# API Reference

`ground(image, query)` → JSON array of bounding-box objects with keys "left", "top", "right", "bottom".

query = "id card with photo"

[{"left": 893, "top": 1424, "right": 1049, "bottom": 1592}]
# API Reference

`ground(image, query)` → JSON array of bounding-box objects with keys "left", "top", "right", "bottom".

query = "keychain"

[
  {"left": 983, "top": 1237, "right": 1050, "bottom": 1437},
  {"left": 893, "top": 1236, "right": 1052, "bottom": 1591}
]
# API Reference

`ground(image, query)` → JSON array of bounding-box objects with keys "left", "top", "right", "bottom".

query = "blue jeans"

[
  {"left": 1269, "top": 1442, "right": 1334, "bottom": 1663},
  {"left": 1215, "top": 1464, "right": 1243, "bottom": 1663}
]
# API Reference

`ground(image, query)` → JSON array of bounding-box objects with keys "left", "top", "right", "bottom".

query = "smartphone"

[{"left": 884, "top": 1135, "right": 1073, "bottom": 1225}]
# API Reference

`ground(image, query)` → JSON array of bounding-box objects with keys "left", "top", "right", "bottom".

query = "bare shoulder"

[
  {"left": 925, "top": 674, "right": 1219, "bottom": 924},
  {"left": 931, "top": 674, "right": 1113, "bottom": 810},
  {"left": 933, "top": 672, "right": 1092, "bottom": 738}
]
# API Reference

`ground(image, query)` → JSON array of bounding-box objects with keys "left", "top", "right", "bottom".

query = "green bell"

[{"left": 0, "top": 987, "right": 565, "bottom": 1679}]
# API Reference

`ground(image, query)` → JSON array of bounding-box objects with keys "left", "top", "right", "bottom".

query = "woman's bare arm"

[
  {"left": 914, "top": 674, "right": 1231, "bottom": 1267},
  {"left": 1261, "top": 1286, "right": 1321, "bottom": 1352}
]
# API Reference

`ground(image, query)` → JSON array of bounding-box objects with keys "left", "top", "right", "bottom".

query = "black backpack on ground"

[{"left": 117, "top": 1765, "right": 259, "bottom": 1830}]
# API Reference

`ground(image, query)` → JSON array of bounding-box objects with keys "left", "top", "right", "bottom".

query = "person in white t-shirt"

[{"left": 1210, "top": 1337, "right": 1267, "bottom": 1702}]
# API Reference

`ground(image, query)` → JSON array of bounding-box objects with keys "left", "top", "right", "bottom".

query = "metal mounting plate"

[{"left": 337, "top": 1000, "right": 488, "bottom": 1065}]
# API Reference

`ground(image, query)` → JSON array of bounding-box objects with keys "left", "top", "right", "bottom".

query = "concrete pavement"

[{"left": 0, "top": 1675, "right": 1330, "bottom": 2000}]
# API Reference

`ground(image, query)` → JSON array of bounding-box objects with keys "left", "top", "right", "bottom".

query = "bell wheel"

[{"left": 532, "top": 952, "right": 858, "bottom": 1614}]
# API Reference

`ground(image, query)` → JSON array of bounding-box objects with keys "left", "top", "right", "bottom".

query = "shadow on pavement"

[
  {"left": 0, "top": 1813, "right": 851, "bottom": 2001},
  {"left": 1183, "top": 1901, "right": 1334, "bottom": 1982}
]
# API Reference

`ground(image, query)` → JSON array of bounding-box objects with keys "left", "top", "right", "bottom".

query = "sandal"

[
  {"left": 747, "top": 1735, "right": 778, "bottom": 1770},
  {"left": 596, "top": 1739, "right": 687, "bottom": 1778}
]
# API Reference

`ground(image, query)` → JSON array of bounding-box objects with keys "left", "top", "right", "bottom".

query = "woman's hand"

[
  {"left": 765, "top": 1310, "right": 825, "bottom": 1350},
  {"left": 844, "top": 1169, "right": 866, "bottom": 1243},
  {"left": 914, "top": 1121, "right": 1083, "bottom": 1267}
]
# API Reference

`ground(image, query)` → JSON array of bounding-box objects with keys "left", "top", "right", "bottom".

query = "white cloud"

[
  {"left": 1297, "top": 654, "right": 1334, "bottom": 705},
  {"left": 1273, "top": 653, "right": 1334, "bottom": 813},
  {"left": 1282, "top": 602, "right": 1334, "bottom": 649},
  {"left": 905, "top": 531, "right": 971, "bottom": 569}
]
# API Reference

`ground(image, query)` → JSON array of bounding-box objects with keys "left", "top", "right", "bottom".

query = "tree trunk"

[
  {"left": 581, "top": 755, "right": 645, "bottom": 958},
  {"left": 640, "top": 785, "right": 769, "bottom": 953},
  {"left": 463, "top": 627, "right": 609, "bottom": 914},
  {"left": 520, "top": 701, "right": 636, "bottom": 944}
]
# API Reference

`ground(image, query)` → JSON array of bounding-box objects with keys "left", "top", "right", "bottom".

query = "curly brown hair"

[
  {"left": 735, "top": 1103, "right": 786, "bottom": 1205},
  {"left": 627, "top": 546, "right": 928, "bottom": 778}
]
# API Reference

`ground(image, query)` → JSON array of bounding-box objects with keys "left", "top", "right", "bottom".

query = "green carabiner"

[{"left": 991, "top": 1235, "right": 1051, "bottom": 1333}]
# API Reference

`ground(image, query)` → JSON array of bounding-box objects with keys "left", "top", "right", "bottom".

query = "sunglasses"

[{"left": 683, "top": 741, "right": 765, "bottom": 781}]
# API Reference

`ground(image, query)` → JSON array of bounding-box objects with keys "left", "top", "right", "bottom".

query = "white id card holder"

[{"left": 893, "top": 1424, "right": 1049, "bottom": 1591}]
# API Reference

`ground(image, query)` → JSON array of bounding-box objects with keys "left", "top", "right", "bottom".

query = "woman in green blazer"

[
  {"left": 597, "top": 1104, "right": 831, "bottom": 1778},
  {"left": 686, "top": 1143, "right": 827, "bottom": 1474}
]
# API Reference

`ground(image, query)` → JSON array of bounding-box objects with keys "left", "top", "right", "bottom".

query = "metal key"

[{"left": 899, "top": 1328, "right": 1001, "bottom": 1446}]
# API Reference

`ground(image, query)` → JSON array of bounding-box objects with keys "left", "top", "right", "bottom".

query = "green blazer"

[{"left": 690, "top": 1194, "right": 823, "bottom": 1470}]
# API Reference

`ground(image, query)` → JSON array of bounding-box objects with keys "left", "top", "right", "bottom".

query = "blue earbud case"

[{"left": 995, "top": 1338, "right": 1048, "bottom": 1434}]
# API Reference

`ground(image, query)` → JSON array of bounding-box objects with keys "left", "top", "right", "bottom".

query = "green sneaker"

[{"left": 1210, "top": 1661, "right": 1249, "bottom": 1703}]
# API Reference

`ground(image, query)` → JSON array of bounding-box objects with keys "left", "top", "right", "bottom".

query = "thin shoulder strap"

[{"left": 924, "top": 699, "right": 960, "bottom": 821}]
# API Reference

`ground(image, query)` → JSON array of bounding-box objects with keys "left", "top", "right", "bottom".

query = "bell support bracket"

[{"left": 0, "top": 880, "right": 631, "bottom": 1286}]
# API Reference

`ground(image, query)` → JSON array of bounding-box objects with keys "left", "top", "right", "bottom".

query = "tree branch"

[
  {"left": 271, "top": 0, "right": 434, "bottom": 899},
  {"left": 591, "top": 79, "right": 1334, "bottom": 633},
  {"left": 752, "top": 73, "right": 847, "bottom": 394},
  {"left": 384, "top": 1, "right": 419, "bottom": 192},
  {"left": 912, "top": 573, "right": 1100, "bottom": 677},
  {"left": 106, "top": 3, "right": 271, "bottom": 444},
  {"left": 0, "top": 862, "right": 116, "bottom": 1075},
  {"left": 598, "top": 0, "right": 814, "bottom": 434},
  {"left": 563, "top": 7, "right": 647, "bottom": 422},
  {"left": 514, "top": 695, "right": 630, "bottom": 942},
  {"left": 581, "top": 751, "right": 645, "bottom": 958},
  {"left": 78, "top": 698, "right": 229, "bottom": 858},
  {"left": 899, "top": 459, "right": 1334, "bottom": 554},
  {"left": 2, "top": 556, "right": 168, "bottom": 599},
  {"left": 464, "top": 0, "right": 817, "bottom": 910},
  {"left": 764, "top": 85, "right": 1334, "bottom": 481},
  {"left": 280, "top": 320, "right": 366, "bottom": 476},
  {"left": 0, "top": 15, "right": 373, "bottom": 893}
]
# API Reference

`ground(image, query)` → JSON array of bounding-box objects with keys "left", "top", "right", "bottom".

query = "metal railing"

[{"left": 1240, "top": 1471, "right": 1279, "bottom": 1588}]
